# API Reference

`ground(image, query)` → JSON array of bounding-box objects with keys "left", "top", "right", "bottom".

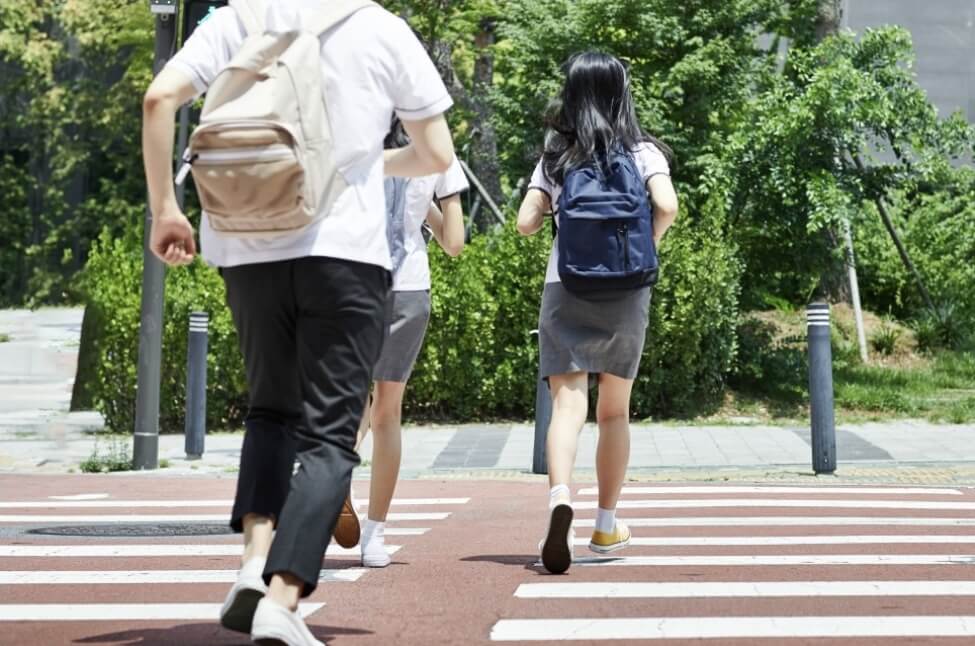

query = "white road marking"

[
  {"left": 47, "top": 494, "right": 110, "bottom": 501},
  {"left": 0, "top": 569, "right": 365, "bottom": 584},
  {"left": 557, "top": 554, "right": 975, "bottom": 567},
  {"left": 573, "top": 499, "right": 975, "bottom": 511},
  {"left": 0, "top": 603, "right": 325, "bottom": 622},
  {"left": 0, "top": 497, "right": 467, "bottom": 509},
  {"left": 490, "top": 616, "right": 975, "bottom": 641},
  {"left": 576, "top": 486, "right": 963, "bottom": 496},
  {"left": 571, "top": 535, "right": 975, "bottom": 547},
  {"left": 0, "top": 544, "right": 400, "bottom": 558},
  {"left": 574, "top": 516, "right": 975, "bottom": 527},
  {"left": 0, "top": 512, "right": 449, "bottom": 523},
  {"left": 515, "top": 580, "right": 975, "bottom": 599}
]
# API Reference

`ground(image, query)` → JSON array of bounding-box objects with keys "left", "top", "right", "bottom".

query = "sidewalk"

[{"left": 2, "top": 308, "right": 974, "bottom": 481}]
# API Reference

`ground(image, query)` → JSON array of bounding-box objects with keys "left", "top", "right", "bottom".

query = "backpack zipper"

[
  {"left": 618, "top": 223, "right": 630, "bottom": 269},
  {"left": 195, "top": 144, "right": 294, "bottom": 164}
]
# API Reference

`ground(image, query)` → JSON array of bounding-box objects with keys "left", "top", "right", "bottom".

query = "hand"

[{"left": 150, "top": 203, "right": 196, "bottom": 266}]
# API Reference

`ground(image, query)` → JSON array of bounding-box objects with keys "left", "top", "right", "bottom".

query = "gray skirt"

[
  {"left": 373, "top": 290, "right": 431, "bottom": 383},
  {"left": 538, "top": 282, "right": 651, "bottom": 380}
]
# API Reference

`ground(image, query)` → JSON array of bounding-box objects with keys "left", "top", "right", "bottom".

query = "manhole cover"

[{"left": 28, "top": 523, "right": 232, "bottom": 537}]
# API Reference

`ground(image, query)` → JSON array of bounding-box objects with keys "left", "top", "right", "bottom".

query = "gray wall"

[{"left": 847, "top": 0, "right": 975, "bottom": 121}]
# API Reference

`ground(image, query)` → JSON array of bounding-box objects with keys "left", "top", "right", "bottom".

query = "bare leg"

[
  {"left": 595, "top": 373, "right": 634, "bottom": 511},
  {"left": 242, "top": 513, "right": 273, "bottom": 566},
  {"left": 267, "top": 572, "right": 303, "bottom": 612},
  {"left": 354, "top": 392, "right": 372, "bottom": 452},
  {"left": 546, "top": 372, "right": 589, "bottom": 489},
  {"left": 366, "top": 381, "right": 406, "bottom": 522}
]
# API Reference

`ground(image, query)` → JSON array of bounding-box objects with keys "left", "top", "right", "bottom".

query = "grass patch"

[
  {"left": 0, "top": 333, "right": 9, "bottom": 343},
  {"left": 80, "top": 435, "right": 132, "bottom": 473},
  {"left": 725, "top": 307, "right": 975, "bottom": 423}
]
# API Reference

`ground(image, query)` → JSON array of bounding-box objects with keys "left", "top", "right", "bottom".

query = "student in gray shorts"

[{"left": 354, "top": 118, "right": 469, "bottom": 567}]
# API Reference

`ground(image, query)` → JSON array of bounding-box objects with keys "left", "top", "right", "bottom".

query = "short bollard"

[
  {"left": 807, "top": 302, "right": 837, "bottom": 474},
  {"left": 530, "top": 330, "right": 551, "bottom": 475},
  {"left": 184, "top": 312, "right": 209, "bottom": 460},
  {"left": 532, "top": 373, "right": 551, "bottom": 475}
]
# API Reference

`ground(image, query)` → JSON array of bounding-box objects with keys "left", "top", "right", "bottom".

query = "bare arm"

[
  {"left": 384, "top": 114, "right": 455, "bottom": 178},
  {"left": 426, "top": 194, "right": 465, "bottom": 257},
  {"left": 142, "top": 67, "right": 198, "bottom": 266},
  {"left": 648, "top": 174, "right": 679, "bottom": 246},
  {"left": 516, "top": 189, "right": 551, "bottom": 236}
]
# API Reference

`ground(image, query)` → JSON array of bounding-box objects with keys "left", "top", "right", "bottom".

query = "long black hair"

[
  {"left": 385, "top": 115, "right": 411, "bottom": 150},
  {"left": 542, "top": 51, "right": 674, "bottom": 185}
]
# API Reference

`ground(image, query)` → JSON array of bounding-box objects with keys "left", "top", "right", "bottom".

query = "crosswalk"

[
  {"left": 0, "top": 492, "right": 469, "bottom": 625},
  {"left": 491, "top": 484, "right": 975, "bottom": 642}
]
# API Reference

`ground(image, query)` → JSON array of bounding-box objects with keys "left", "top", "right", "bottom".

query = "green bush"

[
  {"left": 634, "top": 200, "right": 742, "bottom": 418},
  {"left": 82, "top": 206, "right": 741, "bottom": 426},
  {"left": 81, "top": 227, "right": 247, "bottom": 433},
  {"left": 409, "top": 197, "right": 741, "bottom": 421}
]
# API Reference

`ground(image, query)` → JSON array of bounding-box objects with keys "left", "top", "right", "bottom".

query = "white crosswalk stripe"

[
  {"left": 515, "top": 581, "right": 975, "bottom": 598},
  {"left": 0, "top": 492, "right": 468, "bottom": 623},
  {"left": 491, "top": 616, "right": 975, "bottom": 641},
  {"left": 577, "top": 486, "right": 964, "bottom": 496},
  {"left": 574, "top": 515, "right": 975, "bottom": 527},
  {"left": 493, "top": 484, "right": 975, "bottom": 642}
]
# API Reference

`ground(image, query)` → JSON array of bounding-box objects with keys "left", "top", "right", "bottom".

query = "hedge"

[{"left": 79, "top": 202, "right": 741, "bottom": 431}]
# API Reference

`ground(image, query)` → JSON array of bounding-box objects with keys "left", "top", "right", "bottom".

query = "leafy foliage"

[{"left": 82, "top": 227, "right": 247, "bottom": 433}]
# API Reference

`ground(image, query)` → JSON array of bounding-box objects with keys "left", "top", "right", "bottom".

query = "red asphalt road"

[{"left": 2, "top": 475, "right": 975, "bottom": 645}]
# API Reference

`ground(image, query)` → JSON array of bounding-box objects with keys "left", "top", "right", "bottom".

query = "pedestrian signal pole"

[{"left": 134, "top": 1, "right": 180, "bottom": 470}]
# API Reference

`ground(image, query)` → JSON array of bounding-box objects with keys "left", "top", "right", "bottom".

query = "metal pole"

[
  {"left": 844, "top": 222, "right": 869, "bottom": 363},
  {"left": 133, "top": 9, "right": 179, "bottom": 470},
  {"left": 531, "top": 330, "right": 550, "bottom": 475},
  {"left": 807, "top": 302, "right": 837, "bottom": 474},
  {"left": 184, "top": 312, "right": 209, "bottom": 459}
]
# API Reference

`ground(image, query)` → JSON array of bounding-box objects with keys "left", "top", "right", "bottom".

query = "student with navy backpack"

[{"left": 516, "top": 51, "right": 679, "bottom": 574}]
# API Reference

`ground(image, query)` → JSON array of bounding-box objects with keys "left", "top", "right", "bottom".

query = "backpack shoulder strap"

[
  {"left": 306, "top": 0, "right": 379, "bottom": 37},
  {"left": 228, "top": 0, "right": 266, "bottom": 36}
]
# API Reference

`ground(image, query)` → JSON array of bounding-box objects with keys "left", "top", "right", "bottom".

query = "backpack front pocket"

[{"left": 188, "top": 124, "right": 309, "bottom": 234}]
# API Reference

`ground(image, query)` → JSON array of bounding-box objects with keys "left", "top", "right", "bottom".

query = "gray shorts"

[
  {"left": 373, "top": 290, "right": 431, "bottom": 383},
  {"left": 538, "top": 282, "right": 651, "bottom": 380}
]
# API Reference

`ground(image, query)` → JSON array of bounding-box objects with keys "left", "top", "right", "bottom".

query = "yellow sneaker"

[{"left": 588, "top": 520, "right": 631, "bottom": 554}]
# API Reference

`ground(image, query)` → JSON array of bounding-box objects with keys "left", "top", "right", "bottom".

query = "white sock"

[
  {"left": 595, "top": 507, "right": 616, "bottom": 533},
  {"left": 549, "top": 484, "right": 571, "bottom": 509},
  {"left": 362, "top": 519, "right": 385, "bottom": 543}
]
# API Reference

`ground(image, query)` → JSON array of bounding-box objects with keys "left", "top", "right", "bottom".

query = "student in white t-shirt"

[
  {"left": 141, "top": 2, "right": 455, "bottom": 644},
  {"left": 516, "top": 52, "right": 679, "bottom": 575},
  {"left": 353, "top": 117, "right": 469, "bottom": 568}
]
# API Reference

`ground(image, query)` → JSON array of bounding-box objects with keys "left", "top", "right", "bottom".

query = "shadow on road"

[{"left": 73, "top": 622, "right": 373, "bottom": 645}]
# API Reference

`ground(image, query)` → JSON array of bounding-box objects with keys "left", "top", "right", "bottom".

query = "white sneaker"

[
  {"left": 220, "top": 556, "right": 268, "bottom": 634},
  {"left": 250, "top": 597, "right": 324, "bottom": 646},
  {"left": 360, "top": 519, "right": 391, "bottom": 568}
]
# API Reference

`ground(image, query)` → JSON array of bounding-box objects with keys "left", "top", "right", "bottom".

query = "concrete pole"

[{"left": 133, "top": 9, "right": 178, "bottom": 470}]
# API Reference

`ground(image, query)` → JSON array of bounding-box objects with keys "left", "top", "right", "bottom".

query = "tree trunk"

[
  {"left": 469, "top": 19, "right": 504, "bottom": 231},
  {"left": 815, "top": 0, "right": 845, "bottom": 41},
  {"left": 851, "top": 154, "right": 937, "bottom": 314}
]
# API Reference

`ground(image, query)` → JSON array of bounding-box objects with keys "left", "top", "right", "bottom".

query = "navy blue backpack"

[{"left": 556, "top": 149, "right": 658, "bottom": 294}]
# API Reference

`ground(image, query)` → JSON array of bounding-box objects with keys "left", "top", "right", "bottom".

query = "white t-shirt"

[
  {"left": 165, "top": 1, "right": 453, "bottom": 269},
  {"left": 389, "top": 157, "right": 469, "bottom": 291},
  {"left": 527, "top": 142, "right": 671, "bottom": 284}
]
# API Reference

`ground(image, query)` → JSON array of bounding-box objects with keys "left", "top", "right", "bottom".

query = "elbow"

[
  {"left": 444, "top": 242, "right": 464, "bottom": 258},
  {"left": 429, "top": 148, "right": 453, "bottom": 175},
  {"left": 142, "top": 86, "right": 175, "bottom": 117},
  {"left": 516, "top": 220, "right": 532, "bottom": 236}
]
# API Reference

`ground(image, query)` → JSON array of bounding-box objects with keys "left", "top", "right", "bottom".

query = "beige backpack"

[{"left": 177, "top": 0, "right": 377, "bottom": 237}]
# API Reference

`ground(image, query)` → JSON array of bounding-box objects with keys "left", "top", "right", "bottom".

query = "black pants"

[{"left": 222, "top": 257, "right": 389, "bottom": 597}]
